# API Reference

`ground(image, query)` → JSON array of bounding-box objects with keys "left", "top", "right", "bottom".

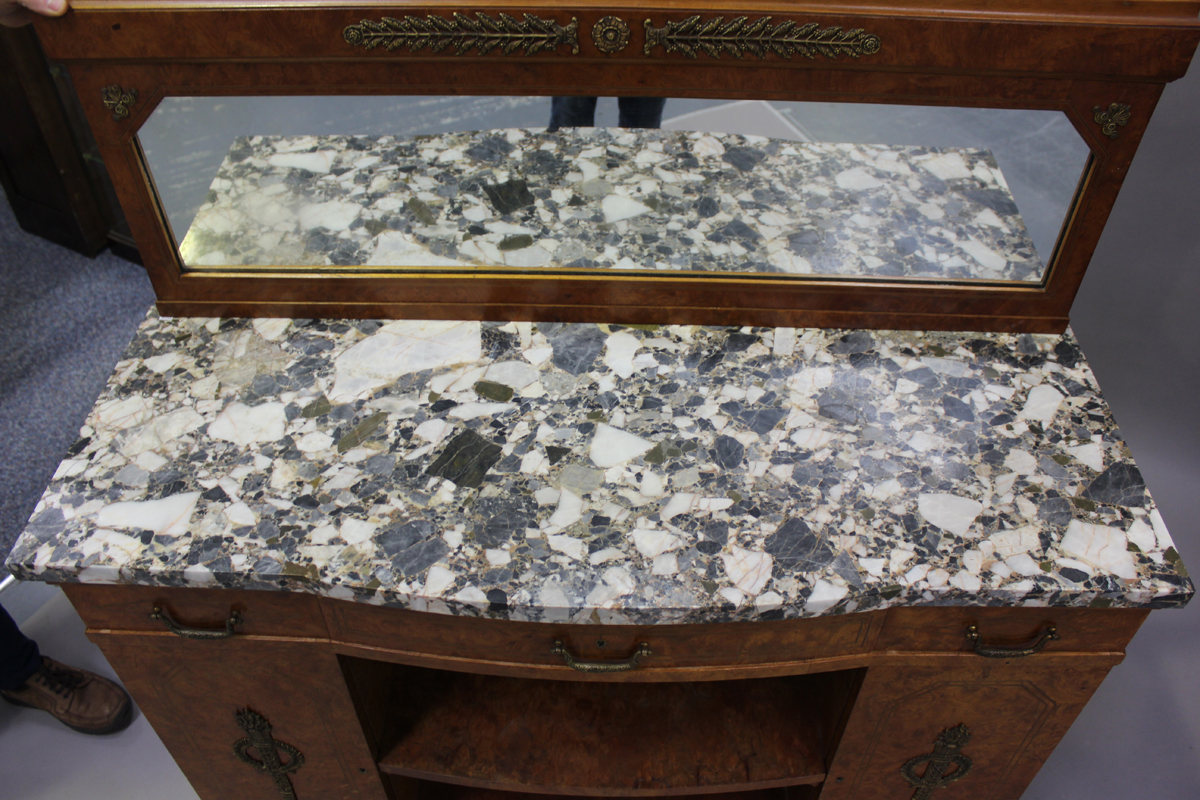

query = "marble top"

[
  {"left": 6, "top": 313, "right": 1191, "bottom": 624},
  {"left": 178, "top": 128, "right": 1046, "bottom": 284}
]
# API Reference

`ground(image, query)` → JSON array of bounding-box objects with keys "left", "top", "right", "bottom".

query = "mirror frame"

[{"left": 32, "top": 0, "right": 1200, "bottom": 333}]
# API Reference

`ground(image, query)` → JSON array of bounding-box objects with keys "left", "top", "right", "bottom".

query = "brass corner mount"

[
  {"left": 100, "top": 85, "right": 137, "bottom": 121},
  {"left": 1094, "top": 102, "right": 1132, "bottom": 139}
]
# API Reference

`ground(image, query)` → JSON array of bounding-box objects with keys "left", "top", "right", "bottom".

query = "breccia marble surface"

[
  {"left": 6, "top": 313, "right": 1190, "bottom": 624},
  {"left": 177, "top": 128, "right": 1046, "bottom": 283}
]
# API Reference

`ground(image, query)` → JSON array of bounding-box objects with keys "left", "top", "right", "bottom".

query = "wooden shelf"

[
  {"left": 392, "top": 778, "right": 822, "bottom": 800},
  {"left": 351, "top": 661, "right": 860, "bottom": 796}
]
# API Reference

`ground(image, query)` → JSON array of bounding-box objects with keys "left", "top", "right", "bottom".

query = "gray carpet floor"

[{"left": 0, "top": 199, "right": 154, "bottom": 558}]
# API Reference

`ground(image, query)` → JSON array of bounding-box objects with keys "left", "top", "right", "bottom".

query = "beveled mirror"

[{"left": 139, "top": 96, "right": 1088, "bottom": 290}]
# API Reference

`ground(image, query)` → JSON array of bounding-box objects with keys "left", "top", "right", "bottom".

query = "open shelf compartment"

[{"left": 341, "top": 657, "right": 863, "bottom": 797}]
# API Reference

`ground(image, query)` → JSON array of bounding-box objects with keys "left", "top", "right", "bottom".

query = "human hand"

[{"left": 1, "top": 0, "right": 67, "bottom": 28}]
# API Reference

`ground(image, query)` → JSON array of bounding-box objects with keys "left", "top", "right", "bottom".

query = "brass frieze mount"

[
  {"left": 340, "top": 12, "right": 880, "bottom": 62},
  {"left": 644, "top": 16, "right": 882, "bottom": 60},
  {"left": 343, "top": 13, "right": 580, "bottom": 56}
]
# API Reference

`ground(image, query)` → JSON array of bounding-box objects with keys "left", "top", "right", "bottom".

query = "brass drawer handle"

[
  {"left": 150, "top": 606, "right": 242, "bottom": 640},
  {"left": 552, "top": 639, "right": 650, "bottom": 672},
  {"left": 967, "top": 624, "right": 1058, "bottom": 658}
]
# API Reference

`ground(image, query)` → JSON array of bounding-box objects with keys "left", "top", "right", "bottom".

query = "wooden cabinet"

[
  {"left": 62, "top": 584, "right": 1143, "bottom": 800},
  {"left": 27, "top": 1, "right": 1200, "bottom": 331}
]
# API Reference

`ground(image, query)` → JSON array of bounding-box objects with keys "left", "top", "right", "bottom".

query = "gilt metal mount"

[
  {"left": 967, "top": 623, "right": 1058, "bottom": 658},
  {"left": 591, "top": 16, "right": 631, "bottom": 54},
  {"left": 900, "top": 724, "right": 973, "bottom": 800},
  {"left": 343, "top": 13, "right": 579, "bottom": 56},
  {"left": 233, "top": 709, "right": 305, "bottom": 799},
  {"left": 644, "top": 16, "right": 881, "bottom": 60},
  {"left": 1093, "top": 102, "right": 1132, "bottom": 139},
  {"left": 150, "top": 605, "right": 241, "bottom": 639},
  {"left": 553, "top": 639, "right": 651, "bottom": 672},
  {"left": 100, "top": 85, "right": 137, "bottom": 121}
]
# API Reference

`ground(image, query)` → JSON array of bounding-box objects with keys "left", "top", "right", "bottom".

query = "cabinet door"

[
  {"left": 822, "top": 656, "right": 1118, "bottom": 800},
  {"left": 89, "top": 631, "right": 386, "bottom": 800}
]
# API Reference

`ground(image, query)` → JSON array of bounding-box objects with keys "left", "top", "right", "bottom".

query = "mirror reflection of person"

[
  {"left": 1, "top": 0, "right": 66, "bottom": 27},
  {"left": 548, "top": 97, "right": 667, "bottom": 132}
]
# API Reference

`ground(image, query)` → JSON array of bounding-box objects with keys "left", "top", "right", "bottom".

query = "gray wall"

[{"left": 1025, "top": 55, "right": 1200, "bottom": 799}]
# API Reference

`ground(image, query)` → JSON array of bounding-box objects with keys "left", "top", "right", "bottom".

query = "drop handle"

[
  {"left": 552, "top": 639, "right": 651, "bottom": 672},
  {"left": 967, "top": 624, "right": 1058, "bottom": 658},
  {"left": 150, "top": 606, "right": 242, "bottom": 640}
]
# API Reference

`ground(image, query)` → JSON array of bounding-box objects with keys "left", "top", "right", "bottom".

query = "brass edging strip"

[{"left": 180, "top": 266, "right": 1041, "bottom": 293}]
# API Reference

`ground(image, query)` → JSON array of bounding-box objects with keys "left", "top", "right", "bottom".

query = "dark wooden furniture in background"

[
  {"left": 0, "top": 24, "right": 138, "bottom": 260},
  {"left": 62, "top": 582, "right": 1147, "bottom": 800},
  {"left": 29, "top": 0, "right": 1200, "bottom": 331}
]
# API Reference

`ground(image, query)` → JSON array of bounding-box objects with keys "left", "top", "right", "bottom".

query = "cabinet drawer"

[
  {"left": 325, "top": 600, "right": 885, "bottom": 678},
  {"left": 61, "top": 584, "right": 329, "bottom": 640},
  {"left": 875, "top": 606, "right": 1149, "bottom": 656}
]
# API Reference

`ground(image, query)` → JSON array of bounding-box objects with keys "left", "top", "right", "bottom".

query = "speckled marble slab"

[
  {"left": 178, "top": 128, "right": 1045, "bottom": 283},
  {"left": 6, "top": 314, "right": 1190, "bottom": 623}
]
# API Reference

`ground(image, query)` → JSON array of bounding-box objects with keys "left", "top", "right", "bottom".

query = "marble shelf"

[
  {"left": 177, "top": 128, "right": 1046, "bottom": 284},
  {"left": 6, "top": 313, "right": 1191, "bottom": 624}
]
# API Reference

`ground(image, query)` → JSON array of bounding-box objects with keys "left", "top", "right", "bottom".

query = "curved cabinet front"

[{"left": 61, "top": 583, "right": 1141, "bottom": 800}]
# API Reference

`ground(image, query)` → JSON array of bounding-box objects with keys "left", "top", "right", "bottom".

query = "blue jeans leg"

[
  {"left": 548, "top": 97, "right": 668, "bottom": 131},
  {"left": 618, "top": 97, "right": 668, "bottom": 129},
  {"left": 0, "top": 603, "right": 41, "bottom": 691},
  {"left": 547, "top": 96, "right": 599, "bottom": 131}
]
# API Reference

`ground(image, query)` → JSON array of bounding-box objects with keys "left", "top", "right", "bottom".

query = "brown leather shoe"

[{"left": 1, "top": 657, "right": 133, "bottom": 735}]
